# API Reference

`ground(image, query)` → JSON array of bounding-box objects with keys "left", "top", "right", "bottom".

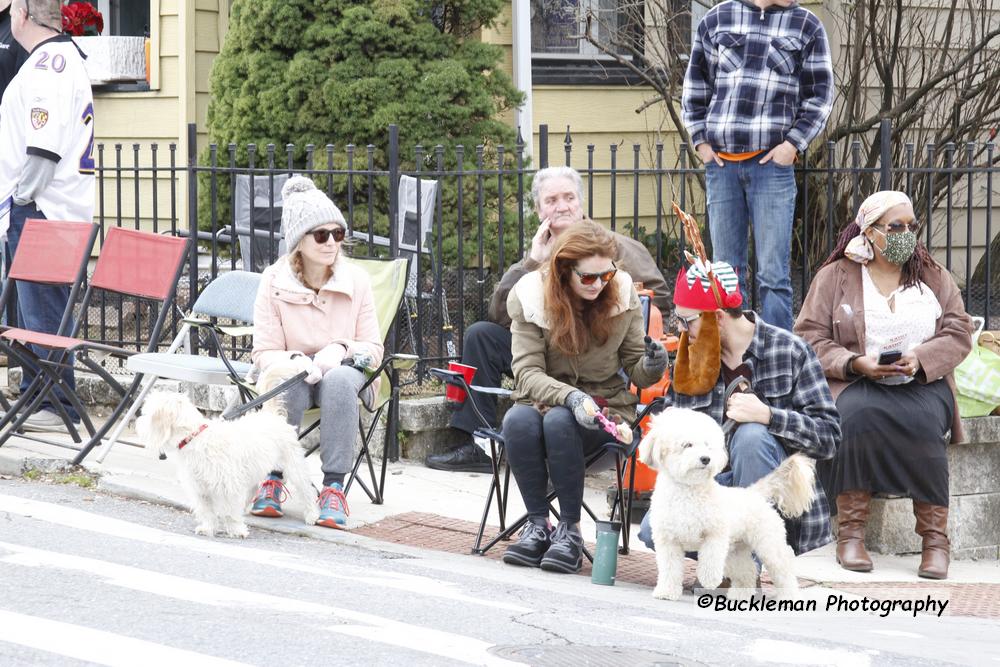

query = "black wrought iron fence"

[{"left": 3, "top": 121, "right": 996, "bottom": 378}]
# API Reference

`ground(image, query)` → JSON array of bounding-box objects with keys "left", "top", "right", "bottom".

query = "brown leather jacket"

[{"left": 794, "top": 258, "right": 973, "bottom": 443}]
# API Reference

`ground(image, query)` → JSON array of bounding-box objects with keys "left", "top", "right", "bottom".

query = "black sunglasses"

[
  {"left": 308, "top": 227, "right": 345, "bottom": 244},
  {"left": 572, "top": 264, "right": 617, "bottom": 286}
]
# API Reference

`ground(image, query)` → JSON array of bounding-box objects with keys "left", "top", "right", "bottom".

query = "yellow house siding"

[
  {"left": 479, "top": 5, "right": 684, "bottom": 237},
  {"left": 88, "top": 3, "right": 183, "bottom": 235},
  {"left": 533, "top": 87, "right": 673, "bottom": 137},
  {"left": 482, "top": 9, "right": 513, "bottom": 46},
  {"left": 194, "top": 6, "right": 224, "bottom": 152},
  {"left": 194, "top": 9, "right": 222, "bottom": 53},
  {"left": 88, "top": 0, "right": 224, "bottom": 233},
  {"left": 93, "top": 9, "right": 180, "bottom": 142}
]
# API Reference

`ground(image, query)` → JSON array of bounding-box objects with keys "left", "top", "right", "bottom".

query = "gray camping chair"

[
  {"left": 351, "top": 175, "right": 454, "bottom": 359},
  {"left": 221, "top": 174, "right": 289, "bottom": 272}
]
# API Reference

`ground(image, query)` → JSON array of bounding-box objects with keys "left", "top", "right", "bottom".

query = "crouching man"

[{"left": 638, "top": 258, "right": 840, "bottom": 557}]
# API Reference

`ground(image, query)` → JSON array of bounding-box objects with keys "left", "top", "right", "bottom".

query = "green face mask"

[{"left": 874, "top": 229, "right": 917, "bottom": 265}]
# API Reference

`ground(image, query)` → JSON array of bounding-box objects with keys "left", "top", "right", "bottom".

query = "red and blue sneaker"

[
  {"left": 250, "top": 474, "right": 288, "bottom": 518},
  {"left": 316, "top": 483, "right": 349, "bottom": 529}
]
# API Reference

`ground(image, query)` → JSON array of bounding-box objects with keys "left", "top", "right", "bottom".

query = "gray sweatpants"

[{"left": 282, "top": 365, "right": 369, "bottom": 488}]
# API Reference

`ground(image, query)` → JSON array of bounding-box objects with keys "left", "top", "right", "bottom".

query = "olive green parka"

[{"left": 507, "top": 269, "right": 662, "bottom": 421}]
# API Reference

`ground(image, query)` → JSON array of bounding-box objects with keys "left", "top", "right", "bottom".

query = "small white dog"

[
  {"left": 639, "top": 407, "right": 816, "bottom": 601},
  {"left": 135, "top": 387, "right": 319, "bottom": 538}
]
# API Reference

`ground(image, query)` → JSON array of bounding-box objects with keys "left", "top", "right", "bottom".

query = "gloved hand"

[
  {"left": 291, "top": 353, "right": 324, "bottom": 385},
  {"left": 313, "top": 343, "right": 348, "bottom": 372},
  {"left": 565, "top": 390, "right": 600, "bottom": 430},
  {"left": 350, "top": 351, "right": 376, "bottom": 371},
  {"left": 642, "top": 335, "right": 668, "bottom": 377}
]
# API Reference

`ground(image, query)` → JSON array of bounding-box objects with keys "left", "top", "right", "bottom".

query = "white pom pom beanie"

[{"left": 280, "top": 175, "right": 347, "bottom": 252}]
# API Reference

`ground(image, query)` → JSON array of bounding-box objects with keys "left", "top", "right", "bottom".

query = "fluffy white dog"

[
  {"left": 135, "top": 388, "right": 319, "bottom": 538},
  {"left": 639, "top": 407, "right": 816, "bottom": 601}
]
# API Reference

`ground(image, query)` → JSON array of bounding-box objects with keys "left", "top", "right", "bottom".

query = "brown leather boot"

[
  {"left": 913, "top": 501, "right": 950, "bottom": 580},
  {"left": 836, "top": 490, "right": 874, "bottom": 572}
]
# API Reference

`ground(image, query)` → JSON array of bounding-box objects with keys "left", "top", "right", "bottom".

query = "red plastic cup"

[{"left": 446, "top": 362, "right": 477, "bottom": 405}]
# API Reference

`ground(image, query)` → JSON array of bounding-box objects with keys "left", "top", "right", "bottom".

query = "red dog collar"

[{"left": 177, "top": 424, "right": 208, "bottom": 450}]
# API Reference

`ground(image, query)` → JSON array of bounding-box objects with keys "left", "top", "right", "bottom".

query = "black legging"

[{"left": 502, "top": 404, "right": 610, "bottom": 524}]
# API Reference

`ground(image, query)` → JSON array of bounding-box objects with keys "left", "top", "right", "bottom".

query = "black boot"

[{"left": 425, "top": 441, "right": 492, "bottom": 473}]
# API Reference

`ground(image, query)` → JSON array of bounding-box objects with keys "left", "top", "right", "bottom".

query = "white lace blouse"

[{"left": 862, "top": 265, "right": 941, "bottom": 386}]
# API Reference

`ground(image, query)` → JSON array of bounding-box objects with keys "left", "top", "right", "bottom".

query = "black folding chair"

[{"left": 429, "top": 367, "right": 663, "bottom": 560}]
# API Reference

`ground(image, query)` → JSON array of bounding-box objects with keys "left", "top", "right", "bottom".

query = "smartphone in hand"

[{"left": 877, "top": 350, "right": 903, "bottom": 365}]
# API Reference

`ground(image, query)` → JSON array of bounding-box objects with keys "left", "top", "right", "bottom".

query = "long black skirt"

[{"left": 821, "top": 377, "right": 953, "bottom": 509}]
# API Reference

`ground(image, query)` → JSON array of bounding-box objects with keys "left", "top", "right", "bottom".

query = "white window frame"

[
  {"left": 530, "top": 0, "right": 704, "bottom": 62},
  {"left": 531, "top": 0, "right": 633, "bottom": 60}
]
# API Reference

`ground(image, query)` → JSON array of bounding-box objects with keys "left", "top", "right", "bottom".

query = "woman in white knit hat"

[{"left": 249, "top": 175, "right": 382, "bottom": 529}]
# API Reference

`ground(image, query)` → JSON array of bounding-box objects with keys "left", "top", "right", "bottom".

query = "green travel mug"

[{"left": 591, "top": 520, "right": 622, "bottom": 586}]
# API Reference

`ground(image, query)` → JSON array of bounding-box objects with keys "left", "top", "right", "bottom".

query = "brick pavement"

[{"left": 355, "top": 512, "right": 1000, "bottom": 619}]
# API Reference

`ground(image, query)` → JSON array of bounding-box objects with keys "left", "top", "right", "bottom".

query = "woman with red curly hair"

[{"left": 500, "top": 221, "right": 668, "bottom": 573}]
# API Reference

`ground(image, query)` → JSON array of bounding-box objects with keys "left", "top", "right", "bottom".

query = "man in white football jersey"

[{"left": 0, "top": 0, "right": 94, "bottom": 429}]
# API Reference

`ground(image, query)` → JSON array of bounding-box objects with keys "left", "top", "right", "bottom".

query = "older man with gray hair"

[{"left": 425, "top": 166, "right": 671, "bottom": 472}]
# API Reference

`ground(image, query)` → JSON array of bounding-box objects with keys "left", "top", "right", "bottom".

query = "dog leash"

[{"left": 721, "top": 377, "right": 752, "bottom": 436}]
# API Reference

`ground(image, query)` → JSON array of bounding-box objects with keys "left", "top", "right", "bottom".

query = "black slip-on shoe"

[{"left": 424, "top": 442, "right": 493, "bottom": 473}]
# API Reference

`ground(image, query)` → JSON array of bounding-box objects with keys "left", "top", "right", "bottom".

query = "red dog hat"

[{"left": 673, "top": 261, "right": 743, "bottom": 311}]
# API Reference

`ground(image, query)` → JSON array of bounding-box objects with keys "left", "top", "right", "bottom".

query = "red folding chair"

[
  {"left": 0, "top": 219, "right": 99, "bottom": 429},
  {"left": 0, "top": 226, "right": 190, "bottom": 463}
]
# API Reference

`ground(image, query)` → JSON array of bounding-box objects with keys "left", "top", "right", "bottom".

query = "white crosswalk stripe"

[
  {"left": 0, "top": 492, "right": 530, "bottom": 666},
  {"left": 0, "top": 610, "right": 251, "bottom": 667},
  {"left": 0, "top": 492, "right": 529, "bottom": 612},
  {"left": 0, "top": 541, "right": 521, "bottom": 666}
]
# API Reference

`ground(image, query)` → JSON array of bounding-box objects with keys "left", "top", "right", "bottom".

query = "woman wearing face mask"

[
  {"left": 795, "top": 191, "right": 972, "bottom": 580},
  {"left": 500, "top": 221, "right": 668, "bottom": 574}
]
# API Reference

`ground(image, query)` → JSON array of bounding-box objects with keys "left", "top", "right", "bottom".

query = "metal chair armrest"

[
  {"left": 221, "top": 370, "right": 308, "bottom": 420},
  {"left": 468, "top": 385, "right": 512, "bottom": 397}
]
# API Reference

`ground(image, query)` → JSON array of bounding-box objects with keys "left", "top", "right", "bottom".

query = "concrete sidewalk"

[{"left": 2, "top": 424, "right": 999, "bottom": 620}]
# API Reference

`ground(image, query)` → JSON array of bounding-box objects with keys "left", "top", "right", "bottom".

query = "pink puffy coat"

[{"left": 252, "top": 256, "right": 384, "bottom": 377}]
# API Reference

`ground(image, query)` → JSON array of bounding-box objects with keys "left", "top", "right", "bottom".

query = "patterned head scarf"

[{"left": 844, "top": 191, "right": 913, "bottom": 264}]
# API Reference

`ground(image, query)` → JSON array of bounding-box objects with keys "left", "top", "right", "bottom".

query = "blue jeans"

[
  {"left": 638, "top": 423, "right": 786, "bottom": 550},
  {"left": 6, "top": 203, "right": 80, "bottom": 421},
  {"left": 706, "top": 159, "right": 796, "bottom": 330}
]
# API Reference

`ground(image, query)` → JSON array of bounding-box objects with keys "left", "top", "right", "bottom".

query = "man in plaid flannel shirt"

[
  {"left": 638, "top": 261, "right": 840, "bottom": 556},
  {"left": 683, "top": 0, "right": 833, "bottom": 332}
]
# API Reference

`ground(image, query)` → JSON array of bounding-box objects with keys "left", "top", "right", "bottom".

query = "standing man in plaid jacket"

[
  {"left": 638, "top": 260, "right": 840, "bottom": 557},
  {"left": 684, "top": 0, "right": 834, "bottom": 331}
]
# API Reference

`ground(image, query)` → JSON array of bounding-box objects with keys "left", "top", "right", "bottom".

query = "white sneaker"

[{"left": 21, "top": 409, "right": 68, "bottom": 432}]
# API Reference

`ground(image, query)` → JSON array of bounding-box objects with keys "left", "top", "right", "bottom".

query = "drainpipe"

[{"left": 512, "top": 0, "right": 533, "bottom": 162}]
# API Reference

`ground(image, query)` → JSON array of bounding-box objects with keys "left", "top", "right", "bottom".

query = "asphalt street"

[{"left": 0, "top": 479, "right": 994, "bottom": 666}]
